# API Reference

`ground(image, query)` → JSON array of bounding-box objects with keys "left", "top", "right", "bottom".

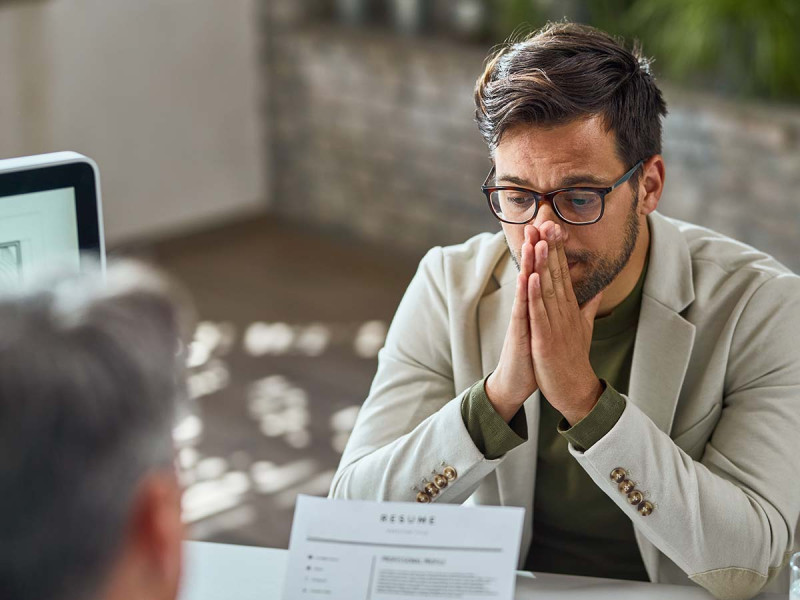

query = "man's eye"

[
  {"left": 505, "top": 194, "right": 535, "bottom": 206},
  {"left": 558, "top": 193, "right": 600, "bottom": 209}
]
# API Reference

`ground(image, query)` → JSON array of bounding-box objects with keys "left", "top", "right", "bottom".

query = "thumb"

[{"left": 580, "top": 290, "right": 604, "bottom": 328}]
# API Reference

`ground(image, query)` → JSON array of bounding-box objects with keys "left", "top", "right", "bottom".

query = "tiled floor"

[{"left": 139, "top": 214, "right": 426, "bottom": 548}]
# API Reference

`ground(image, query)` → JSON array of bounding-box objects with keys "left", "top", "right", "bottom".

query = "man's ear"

[
  {"left": 637, "top": 154, "right": 665, "bottom": 216},
  {"left": 127, "top": 469, "right": 184, "bottom": 600}
]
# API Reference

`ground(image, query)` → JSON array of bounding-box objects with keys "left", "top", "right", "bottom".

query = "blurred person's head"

[
  {"left": 0, "top": 262, "right": 189, "bottom": 600},
  {"left": 474, "top": 22, "right": 668, "bottom": 311}
]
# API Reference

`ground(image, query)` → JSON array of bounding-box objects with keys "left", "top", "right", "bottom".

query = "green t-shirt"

[{"left": 461, "top": 263, "right": 649, "bottom": 581}]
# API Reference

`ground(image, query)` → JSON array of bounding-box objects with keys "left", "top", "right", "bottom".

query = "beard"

[{"left": 507, "top": 191, "right": 640, "bottom": 306}]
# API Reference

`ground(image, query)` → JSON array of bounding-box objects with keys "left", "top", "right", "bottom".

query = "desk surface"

[{"left": 178, "top": 541, "right": 784, "bottom": 600}]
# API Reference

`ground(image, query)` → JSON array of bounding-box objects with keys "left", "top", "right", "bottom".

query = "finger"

[
  {"left": 511, "top": 271, "right": 529, "bottom": 323},
  {"left": 506, "top": 271, "right": 533, "bottom": 352},
  {"left": 542, "top": 222, "right": 567, "bottom": 305},
  {"left": 523, "top": 224, "right": 531, "bottom": 247},
  {"left": 534, "top": 238, "right": 560, "bottom": 323},
  {"left": 521, "top": 239, "right": 533, "bottom": 280},
  {"left": 580, "top": 290, "right": 604, "bottom": 335},
  {"left": 514, "top": 228, "right": 537, "bottom": 328},
  {"left": 527, "top": 224, "right": 540, "bottom": 247},
  {"left": 555, "top": 224, "right": 577, "bottom": 305},
  {"left": 528, "top": 272, "right": 551, "bottom": 343},
  {"left": 523, "top": 225, "right": 538, "bottom": 265}
]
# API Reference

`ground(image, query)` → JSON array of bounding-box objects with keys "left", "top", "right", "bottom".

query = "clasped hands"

[{"left": 486, "top": 221, "right": 604, "bottom": 426}]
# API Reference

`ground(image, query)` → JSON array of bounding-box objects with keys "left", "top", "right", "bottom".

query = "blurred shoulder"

[
  {"left": 664, "top": 214, "right": 796, "bottom": 286},
  {"left": 418, "top": 230, "right": 511, "bottom": 296}
]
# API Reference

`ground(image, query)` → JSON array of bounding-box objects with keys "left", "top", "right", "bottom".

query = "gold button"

[
  {"left": 610, "top": 468, "right": 627, "bottom": 483},
  {"left": 424, "top": 482, "right": 439, "bottom": 498},
  {"left": 443, "top": 466, "right": 457, "bottom": 481},
  {"left": 627, "top": 490, "right": 643, "bottom": 505},
  {"left": 416, "top": 491, "right": 431, "bottom": 503},
  {"left": 618, "top": 480, "right": 635, "bottom": 494},
  {"left": 433, "top": 474, "right": 448, "bottom": 489},
  {"left": 638, "top": 501, "right": 654, "bottom": 516}
]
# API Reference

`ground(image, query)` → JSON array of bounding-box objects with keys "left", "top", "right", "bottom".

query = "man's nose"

[{"left": 532, "top": 201, "right": 567, "bottom": 240}]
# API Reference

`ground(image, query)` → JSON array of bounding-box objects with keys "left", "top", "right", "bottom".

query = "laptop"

[{"left": 0, "top": 151, "right": 105, "bottom": 286}]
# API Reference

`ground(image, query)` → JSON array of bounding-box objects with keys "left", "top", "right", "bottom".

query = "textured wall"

[{"left": 267, "top": 22, "right": 800, "bottom": 272}]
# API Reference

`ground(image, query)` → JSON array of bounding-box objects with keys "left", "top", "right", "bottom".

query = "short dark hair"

[
  {"left": 474, "top": 22, "right": 667, "bottom": 177},
  {"left": 0, "top": 262, "right": 189, "bottom": 600}
]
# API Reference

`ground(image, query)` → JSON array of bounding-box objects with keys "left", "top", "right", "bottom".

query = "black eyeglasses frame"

[{"left": 480, "top": 159, "right": 644, "bottom": 226}]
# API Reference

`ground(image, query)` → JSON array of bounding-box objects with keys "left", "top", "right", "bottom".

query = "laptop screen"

[{"left": 0, "top": 155, "right": 103, "bottom": 286}]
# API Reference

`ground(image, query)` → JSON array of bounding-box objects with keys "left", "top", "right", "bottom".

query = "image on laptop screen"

[{"left": 0, "top": 187, "right": 81, "bottom": 286}]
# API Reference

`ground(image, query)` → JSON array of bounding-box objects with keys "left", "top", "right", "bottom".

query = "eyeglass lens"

[{"left": 489, "top": 189, "right": 603, "bottom": 224}]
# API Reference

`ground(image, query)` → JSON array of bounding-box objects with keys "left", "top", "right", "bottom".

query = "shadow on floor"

[{"left": 122, "top": 214, "right": 426, "bottom": 548}]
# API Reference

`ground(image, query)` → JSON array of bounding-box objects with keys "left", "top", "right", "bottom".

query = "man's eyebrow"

[{"left": 496, "top": 172, "right": 609, "bottom": 189}]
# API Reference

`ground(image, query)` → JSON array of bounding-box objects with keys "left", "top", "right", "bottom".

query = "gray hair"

[{"left": 0, "top": 261, "right": 190, "bottom": 600}]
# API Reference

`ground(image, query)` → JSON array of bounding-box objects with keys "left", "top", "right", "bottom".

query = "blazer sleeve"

[
  {"left": 567, "top": 273, "right": 800, "bottom": 600},
  {"left": 329, "top": 247, "right": 504, "bottom": 503}
]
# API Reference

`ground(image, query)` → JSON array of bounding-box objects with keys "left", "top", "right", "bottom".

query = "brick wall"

[{"left": 266, "top": 19, "right": 800, "bottom": 271}]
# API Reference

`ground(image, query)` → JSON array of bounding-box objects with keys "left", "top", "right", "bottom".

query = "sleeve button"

[
  {"left": 443, "top": 466, "right": 457, "bottom": 481},
  {"left": 424, "top": 482, "right": 440, "bottom": 498},
  {"left": 618, "top": 479, "right": 635, "bottom": 494},
  {"left": 638, "top": 501, "right": 654, "bottom": 516},
  {"left": 627, "top": 490, "right": 643, "bottom": 505},
  {"left": 433, "top": 474, "right": 449, "bottom": 488},
  {"left": 416, "top": 492, "right": 432, "bottom": 503},
  {"left": 610, "top": 468, "right": 627, "bottom": 483}
]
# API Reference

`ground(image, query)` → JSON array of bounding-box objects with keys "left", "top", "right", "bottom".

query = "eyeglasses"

[{"left": 481, "top": 160, "right": 644, "bottom": 226}]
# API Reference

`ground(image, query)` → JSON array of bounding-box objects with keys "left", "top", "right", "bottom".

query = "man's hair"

[
  {"left": 0, "top": 262, "right": 189, "bottom": 600},
  {"left": 474, "top": 22, "right": 667, "bottom": 178}
]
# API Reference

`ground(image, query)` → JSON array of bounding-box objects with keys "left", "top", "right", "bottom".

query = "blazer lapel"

[
  {"left": 629, "top": 212, "right": 697, "bottom": 435},
  {"left": 629, "top": 297, "right": 696, "bottom": 434}
]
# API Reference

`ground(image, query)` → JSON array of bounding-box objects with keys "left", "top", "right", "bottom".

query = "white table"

[{"left": 178, "top": 541, "right": 785, "bottom": 600}]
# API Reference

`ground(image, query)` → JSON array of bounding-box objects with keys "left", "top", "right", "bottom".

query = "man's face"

[{"left": 493, "top": 116, "right": 643, "bottom": 306}]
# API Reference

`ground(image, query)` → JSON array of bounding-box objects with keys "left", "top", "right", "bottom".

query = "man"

[
  {"left": 330, "top": 22, "right": 800, "bottom": 600},
  {"left": 0, "top": 263, "right": 186, "bottom": 600}
]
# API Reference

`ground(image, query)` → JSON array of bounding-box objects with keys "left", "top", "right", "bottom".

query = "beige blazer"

[{"left": 330, "top": 212, "right": 800, "bottom": 600}]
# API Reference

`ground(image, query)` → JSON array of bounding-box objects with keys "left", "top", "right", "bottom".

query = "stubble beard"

[{"left": 507, "top": 191, "right": 640, "bottom": 306}]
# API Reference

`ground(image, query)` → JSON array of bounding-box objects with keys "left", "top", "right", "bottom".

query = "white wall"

[{"left": 0, "top": 0, "right": 266, "bottom": 244}]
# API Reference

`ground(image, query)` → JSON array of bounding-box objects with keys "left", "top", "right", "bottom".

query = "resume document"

[{"left": 282, "top": 495, "right": 524, "bottom": 599}]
